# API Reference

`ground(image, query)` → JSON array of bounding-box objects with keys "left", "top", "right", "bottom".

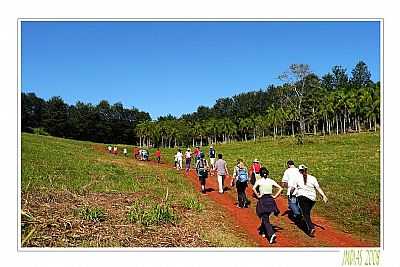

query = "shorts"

[{"left": 210, "top": 158, "right": 216, "bottom": 166}]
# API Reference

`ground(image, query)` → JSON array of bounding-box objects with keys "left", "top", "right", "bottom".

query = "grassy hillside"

[
  {"left": 151, "top": 133, "right": 381, "bottom": 243},
  {"left": 21, "top": 133, "right": 254, "bottom": 247}
]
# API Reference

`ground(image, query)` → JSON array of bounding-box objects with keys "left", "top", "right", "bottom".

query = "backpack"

[
  {"left": 197, "top": 159, "right": 208, "bottom": 177},
  {"left": 209, "top": 148, "right": 215, "bottom": 158},
  {"left": 237, "top": 167, "right": 248, "bottom": 182}
]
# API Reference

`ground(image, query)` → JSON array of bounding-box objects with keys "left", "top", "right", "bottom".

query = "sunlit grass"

[
  {"left": 21, "top": 133, "right": 253, "bottom": 247},
  {"left": 155, "top": 133, "right": 380, "bottom": 243}
]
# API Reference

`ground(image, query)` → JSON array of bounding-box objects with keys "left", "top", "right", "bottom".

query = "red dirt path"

[{"left": 147, "top": 159, "right": 375, "bottom": 247}]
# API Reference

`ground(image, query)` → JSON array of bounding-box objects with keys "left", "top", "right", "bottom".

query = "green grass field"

[
  {"left": 149, "top": 133, "right": 381, "bottom": 243},
  {"left": 21, "top": 132, "right": 380, "bottom": 245},
  {"left": 21, "top": 133, "right": 254, "bottom": 247}
]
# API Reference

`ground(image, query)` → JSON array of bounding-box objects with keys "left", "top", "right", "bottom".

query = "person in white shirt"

[
  {"left": 293, "top": 164, "right": 328, "bottom": 237},
  {"left": 123, "top": 148, "right": 128, "bottom": 157},
  {"left": 176, "top": 149, "right": 183, "bottom": 170},
  {"left": 252, "top": 167, "right": 283, "bottom": 244},
  {"left": 281, "top": 160, "right": 302, "bottom": 220},
  {"left": 108, "top": 145, "right": 112, "bottom": 153},
  {"left": 185, "top": 148, "right": 192, "bottom": 174},
  {"left": 214, "top": 153, "right": 229, "bottom": 194}
]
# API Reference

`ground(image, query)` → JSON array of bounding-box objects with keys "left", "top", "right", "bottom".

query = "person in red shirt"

[
  {"left": 194, "top": 146, "right": 200, "bottom": 164},
  {"left": 155, "top": 148, "right": 161, "bottom": 164},
  {"left": 250, "top": 159, "right": 262, "bottom": 186}
]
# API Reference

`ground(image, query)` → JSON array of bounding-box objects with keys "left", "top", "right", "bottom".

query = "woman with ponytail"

[
  {"left": 294, "top": 164, "right": 328, "bottom": 237},
  {"left": 252, "top": 167, "right": 282, "bottom": 244}
]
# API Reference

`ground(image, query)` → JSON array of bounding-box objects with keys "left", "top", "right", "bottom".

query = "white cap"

[{"left": 298, "top": 164, "right": 308, "bottom": 171}]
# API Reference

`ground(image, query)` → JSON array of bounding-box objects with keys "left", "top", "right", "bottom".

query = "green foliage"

[
  {"left": 21, "top": 92, "right": 151, "bottom": 145},
  {"left": 22, "top": 61, "right": 379, "bottom": 148},
  {"left": 75, "top": 206, "right": 106, "bottom": 222},
  {"left": 182, "top": 195, "right": 204, "bottom": 212},
  {"left": 33, "top": 127, "right": 49, "bottom": 136},
  {"left": 127, "top": 201, "right": 177, "bottom": 227}
]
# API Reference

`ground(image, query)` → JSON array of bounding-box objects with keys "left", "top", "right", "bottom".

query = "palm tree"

[
  {"left": 266, "top": 105, "right": 281, "bottom": 139},
  {"left": 239, "top": 117, "right": 251, "bottom": 141},
  {"left": 225, "top": 119, "right": 237, "bottom": 143},
  {"left": 254, "top": 115, "right": 266, "bottom": 139},
  {"left": 285, "top": 104, "right": 297, "bottom": 137},
  {"left": 136, "top": 122, "right": 150, "bottom": 147},
  {"left": 206, "top": 118, "right": 219, "bottom": 144}
]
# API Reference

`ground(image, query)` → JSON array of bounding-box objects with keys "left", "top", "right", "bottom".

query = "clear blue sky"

[{"left": 22, "top": 21, "right": 380, "bottom": 119}]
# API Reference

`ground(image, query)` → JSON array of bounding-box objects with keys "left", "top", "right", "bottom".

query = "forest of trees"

[
  {"left": 22, "top": 61, "right": 380, "bottom": 146},
  {"left": 21, "top": 94, "right": 151, "bottom": 144}
]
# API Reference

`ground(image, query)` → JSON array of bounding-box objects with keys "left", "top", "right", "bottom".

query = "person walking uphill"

[
  {"left": 196, "top": 153, "right": 209, "bottom": 194},
  {"left": 154, "top": 148, "right": 161, "bottom": 164},
  {"left": 194, "top": 146, "right": 201, "bottom": 164},
  {"left": 281, "top": 160, "right": 302, "bottom": 221},
  {"left": 252, "top": 167, "right": 283, "bottom": 244},
  {"left": 232, "top": 160, "right": 249, "bottom": 208},
  {"left": 250, "top": 159, "right": 262, "bottom": 186},
  {"left": 293, "top": 164, "right": 328, "bottom": 237},
  {"left": 185, "top": 148, "right": 192, "bottom": 174},
  {"left": 214, "top": 154, "right": 229, "bottom": 194},
  {"left": 209, "top": 145, "right": 216, "bottom": 175},
  {"left": 176, "top": 149, "right": 183, "bottom": 170}
]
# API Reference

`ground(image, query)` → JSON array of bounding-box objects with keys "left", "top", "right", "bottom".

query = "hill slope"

[{"left": 21, "top": 133, "right": 254, "bottom": 247}]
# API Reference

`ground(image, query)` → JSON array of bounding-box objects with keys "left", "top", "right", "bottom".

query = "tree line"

[
  {"left": 21, "top": 94, "right": 151, "bottom": 144},
  {"left": 22, "top": 61, "right": 380, "bottom": 147},
  {"left": 136, "top": 61, "right": 380, "bottom": 147}
]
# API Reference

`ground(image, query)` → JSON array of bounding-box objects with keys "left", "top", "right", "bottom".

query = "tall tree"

[
  {"left": 278, "top": 64, "right": 312, "bottom": 143},
  {"left": 332, "top": 65, "right": 349, "bottom": 89},
  {"left": 351, "top": 61, "right": 372, "bottom": 88},
  {"left": 21, "top": 92, "right": 47, "bottom": 132},
  {"left": 42, "top": 96, "right": 69, "bottom": 137}
]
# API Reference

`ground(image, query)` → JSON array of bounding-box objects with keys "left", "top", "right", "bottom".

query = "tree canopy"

[{"left": 22, "top": 61, "right": 380, "bottom": 146}]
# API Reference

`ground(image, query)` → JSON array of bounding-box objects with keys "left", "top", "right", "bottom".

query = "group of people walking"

[
  {"left": 108, "top": 145, "right": 155, "bottom": 161},
  {"left": 106, "top": 143, "right": 328, "bottom": 245},
  {"left": 174, "top": 145, "right": 328, "bottom": 244}
]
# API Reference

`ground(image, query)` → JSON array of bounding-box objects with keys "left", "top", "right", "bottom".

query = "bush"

[
  {"left": 75, "top": 206, "right": 106, "bottom": 222},
  {"left": 182, "top": 195, "right": 204, "bottom": 212},
  {"left": 127, "top": 201, "right": 177, "bottom": 226},
  {"left": 33, "top": 127, "right": 49, "bottom": 136}
]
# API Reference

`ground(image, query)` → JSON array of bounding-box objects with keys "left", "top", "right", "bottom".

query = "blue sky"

[{"left": 21, "top": 21, "right": 380, "bottom": 119}]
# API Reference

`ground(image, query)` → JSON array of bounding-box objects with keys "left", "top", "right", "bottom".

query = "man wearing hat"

[{"left": 294, "top": 164, "right": 328, "bottom": 237}]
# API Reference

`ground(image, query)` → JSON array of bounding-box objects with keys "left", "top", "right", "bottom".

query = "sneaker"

[
  {"left": 269, "top": 234, "right": 276, "bottom": 244},
  {"left": 309, "top": 229, "right": 315, "bottom": 237}
]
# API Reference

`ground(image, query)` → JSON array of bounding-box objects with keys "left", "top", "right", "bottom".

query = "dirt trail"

[
  {"left": 148, "top": 160, "right": 375, "bottom": 247},
  {"left": 96, "top": 146, "right": 374, "bottom": 247}
]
